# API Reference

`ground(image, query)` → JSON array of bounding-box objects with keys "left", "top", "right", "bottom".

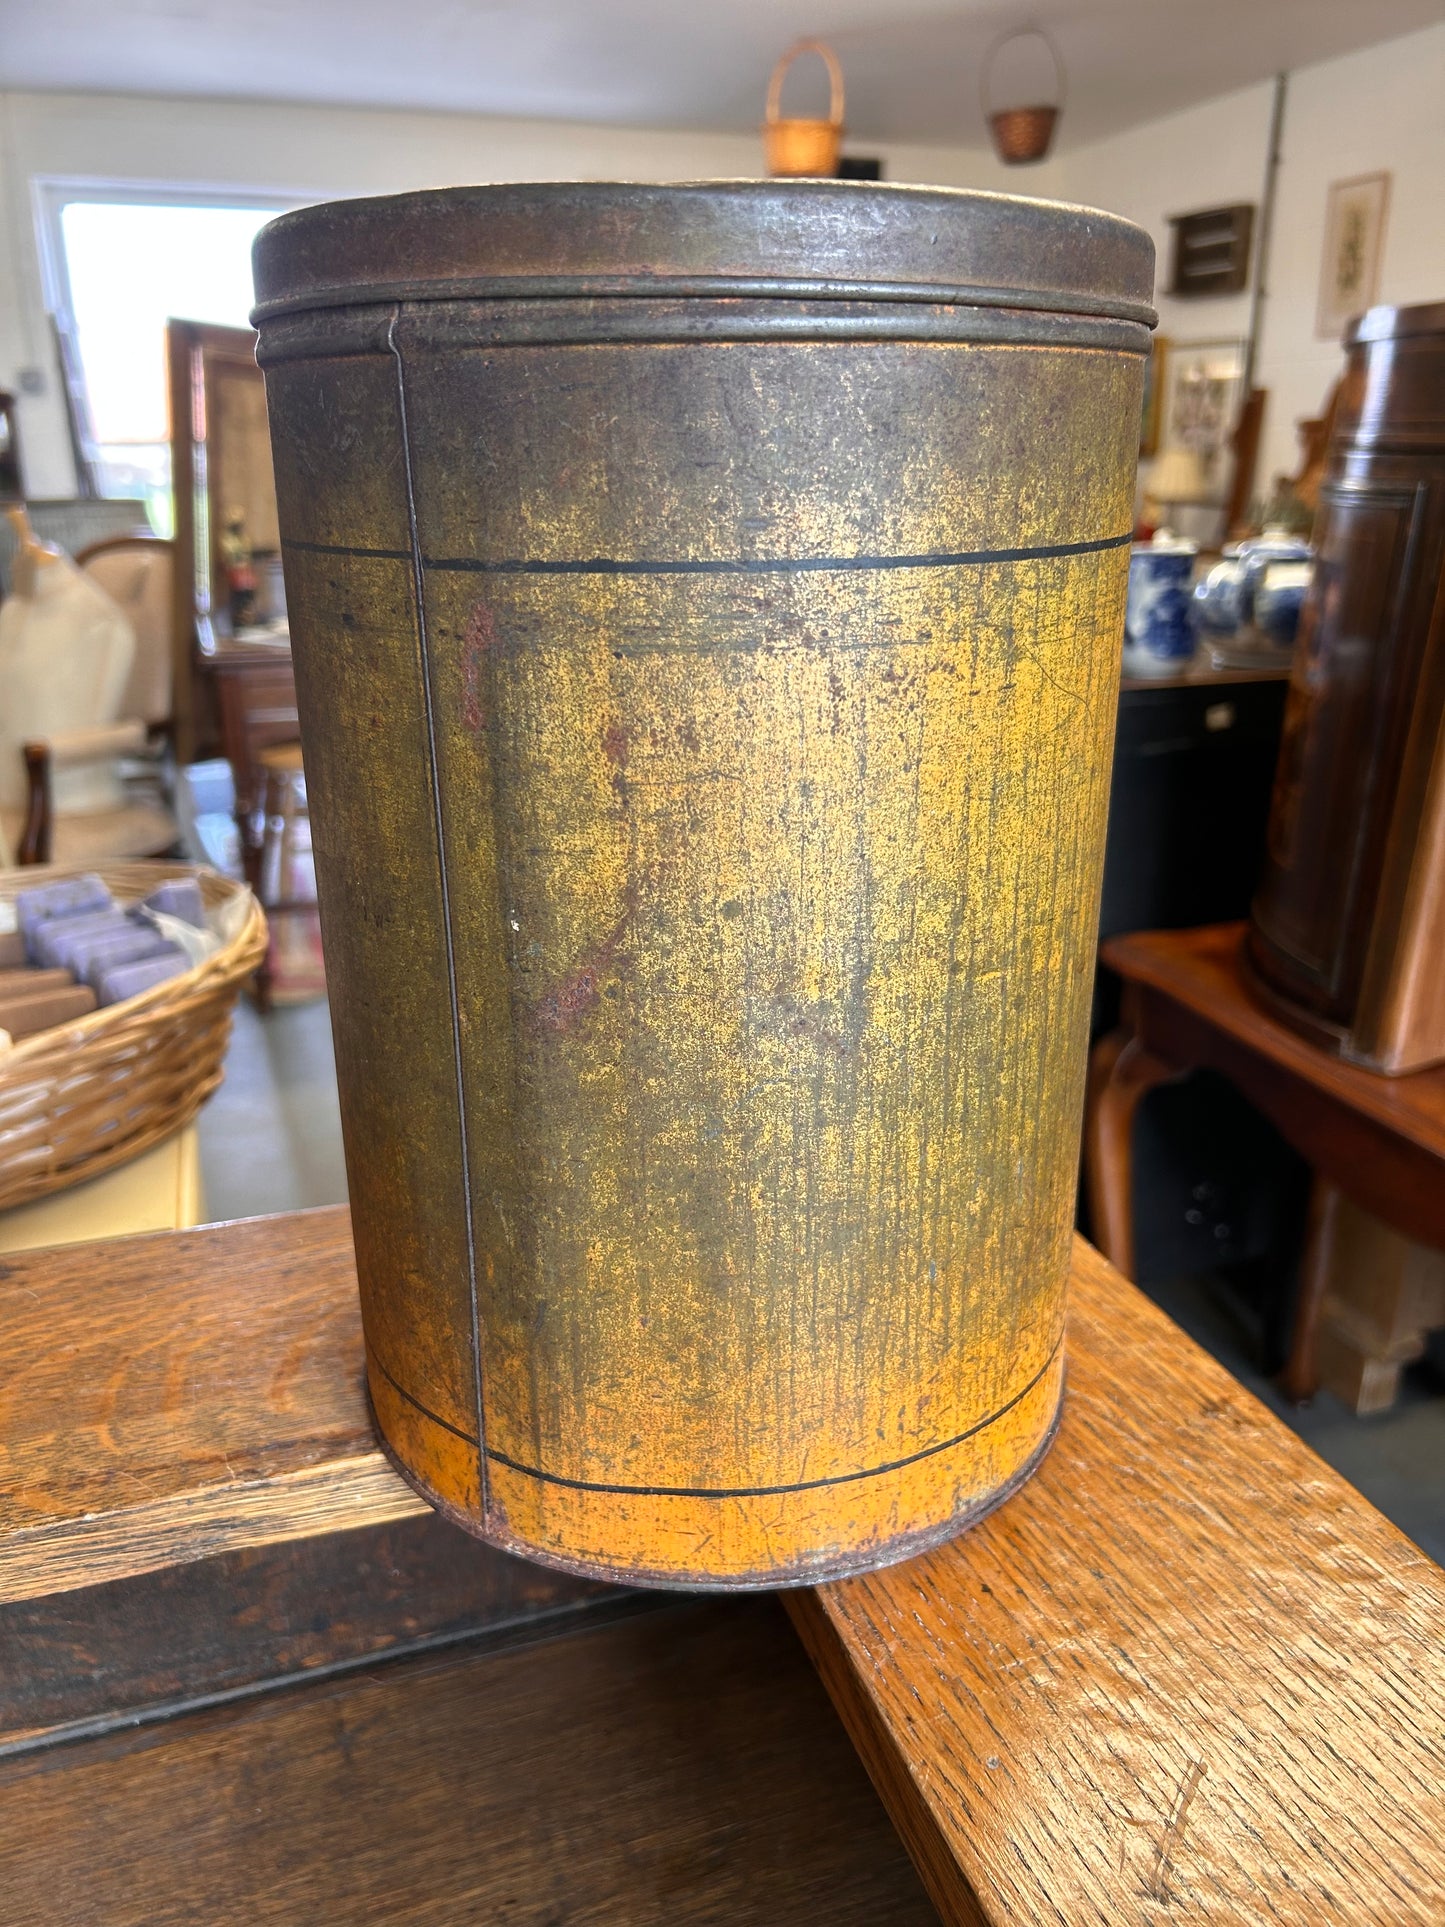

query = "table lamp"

[{"left": 1146, "top": 443, "right": 1209, "bottom": 536}]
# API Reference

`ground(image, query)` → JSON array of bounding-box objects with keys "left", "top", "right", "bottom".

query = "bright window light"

[{"left": 56, "top": 200, "right": 284, "bottom": 531}]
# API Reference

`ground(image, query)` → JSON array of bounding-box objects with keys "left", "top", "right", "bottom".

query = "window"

[{"left": 38, "top": 187, "right": 297, "bottom": 534}]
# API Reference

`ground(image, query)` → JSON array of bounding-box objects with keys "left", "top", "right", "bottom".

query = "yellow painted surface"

[{"left": 272, "top": 329, "right": 1142, "bottom": 1586}]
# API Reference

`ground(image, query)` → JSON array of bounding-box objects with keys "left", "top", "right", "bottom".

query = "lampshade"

[{"left": 1148, "top": 443, "right": 1209, "bottom": 505}]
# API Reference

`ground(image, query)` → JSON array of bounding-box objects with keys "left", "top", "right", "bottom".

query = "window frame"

[{"left": 31, "top": 176, "right": 306, "bottom": 494}]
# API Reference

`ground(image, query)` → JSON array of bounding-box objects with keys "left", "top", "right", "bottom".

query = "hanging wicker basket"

[
  {"left": 982, "top": 30, "right": 1065, "bottom": 165},
  {"left": 763, "top": 39, "right": 845, "bottom": 178},
  {"left": 0, "top": 860, "right": 267, "bottom": 1212}
]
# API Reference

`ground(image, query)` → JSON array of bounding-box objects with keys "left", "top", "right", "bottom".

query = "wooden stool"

[
  {"left": 257, "top": 742, "right": 306, "bottom": 902},
  {"left": 253, "top": 741, "right": 324, "bottom": 1010},
  {"left": 1084, "top": 923, "right": 1445, "bottom": 1408}
]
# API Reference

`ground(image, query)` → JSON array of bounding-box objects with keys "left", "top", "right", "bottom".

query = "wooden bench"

[{"left": 1, "top": 1208, "right": 1442, "bottom": 1921}]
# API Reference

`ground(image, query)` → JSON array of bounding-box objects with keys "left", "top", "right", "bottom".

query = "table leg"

[
  {"left": 1285, "top": 1183, "right": 1445, "bottom": 1410},
  {"left": 1084, "top": 1029, "right": 1180, "bottom": 1277},
  {"left": 1279, "top": 1180, "right": 1341, "bottom": 1404}
]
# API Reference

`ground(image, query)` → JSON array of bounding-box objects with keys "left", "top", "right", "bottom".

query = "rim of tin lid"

[{"left": 251, "top": 179, "right": 1156, "bottom": 329}]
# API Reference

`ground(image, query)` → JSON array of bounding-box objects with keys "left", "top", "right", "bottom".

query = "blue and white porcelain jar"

[
  {"left": 1253, "top": 557, "right": 1313, "bottom": 644},
  {"left": 1124, "top": 537, "right": 1197, "bottom": 677},
  {"left": 1193, "top": 556, "right": 1249, "bottom": 636}
]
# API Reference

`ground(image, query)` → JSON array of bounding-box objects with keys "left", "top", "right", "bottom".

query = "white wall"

[
  {"left": 0, "top": 89, "right": 990, "bottom": 495},
  {"left": 1257, "top": 26, "right": 1445, "bottom": 483},
  {"left": 1019, "top": 21, "right": 1445, "bottom": 491},
  {"left": 3, "top": 17, "right": 1444, "bottom": 499}
]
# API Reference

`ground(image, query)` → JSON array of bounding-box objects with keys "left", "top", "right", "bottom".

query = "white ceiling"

[{"left": 2, "top": 0, "right": 1441, "bottom": 149}]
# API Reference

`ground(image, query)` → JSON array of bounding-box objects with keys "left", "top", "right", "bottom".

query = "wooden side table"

[
  {"left": 1084, "top": 922, "right": 1445, "bottom": 1404},
  {"left": 205, "top": 641, "right": 300, "bottom": 887}
]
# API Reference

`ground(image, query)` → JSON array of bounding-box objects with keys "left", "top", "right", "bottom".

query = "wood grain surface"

[
  {"left": 791, "top": 1234, "right": 1445, "bottom": 1927},
  {"left": 0, "top": 1598, "right": 940, "bottom": 1926},
  {"left": 0, "top": 1207, "right": 424, "bottom": 1603},
  {"left": 0, "top": 1512, "right": 619, "bottom": 1754},
  {"left": 1097, "top": 924, "right": 1445, "bottom": 1256},
  {"left": 8, "top": 1204, "right": 1443, "bottom": 1921},
  {"left": 1102, "top": 924, "right": 1445, "bottom": 1154}
]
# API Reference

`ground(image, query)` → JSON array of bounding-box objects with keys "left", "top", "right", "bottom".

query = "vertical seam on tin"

[{"left": 386, "top": 302, "right": 491, "bottom": 1520}]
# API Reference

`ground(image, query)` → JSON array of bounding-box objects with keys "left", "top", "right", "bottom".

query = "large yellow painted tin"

[{"left": 253, "top": 183, "right": 1153, "bottom": 1588}]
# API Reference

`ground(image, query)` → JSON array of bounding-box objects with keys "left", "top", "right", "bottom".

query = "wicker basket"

[{"left": 0, "top": 861, "right": 268, "bottom": 1212}]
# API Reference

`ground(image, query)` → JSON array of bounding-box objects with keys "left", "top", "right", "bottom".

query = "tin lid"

[{"left": 252, "top": 180, "right": 1155, "bottom": 328}]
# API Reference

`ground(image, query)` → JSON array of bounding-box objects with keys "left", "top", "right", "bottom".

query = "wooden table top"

[
  {"left": 2, "top": 1207, "right": 1442, "bottom": 1921},
  {"left": 1102, "top": 922, "right": 1445, "bottom": 1158},
  {"left": 794, "top": 1235, "right": 1445, "bottom": 1925},
  {"left": 1119, "top": 655, "right": 1291, "bottom": 692},
  {"left": 0, "top": 1208, "right": 425, "bottom": 1605}
]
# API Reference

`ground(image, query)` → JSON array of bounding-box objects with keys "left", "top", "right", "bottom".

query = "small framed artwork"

[
  {"left": 1159, "top": 337, "right": 1246, "bottom": 495},
  {"left": 1140, "top": 334, "right": 1168, "bottom": 458},
  {"left": 1316, "top": 172, "right": 1390, "bottom": 340}
]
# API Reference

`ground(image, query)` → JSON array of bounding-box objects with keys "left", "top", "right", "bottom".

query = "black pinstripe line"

[
  {"left": 283, "top": 530, "right": 1132, "bottom": 575},
  {"left": 372, "top": 1331, "right": 1063, "bottom": 1500}
]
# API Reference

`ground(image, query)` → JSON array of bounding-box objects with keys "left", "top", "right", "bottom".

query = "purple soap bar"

[
  {"left": 96, "top": 946, "right": 188, "bottom": 1006},
  {"left": 18, "top": 875, "right": 113, "bottom": 952},
  {"left": 76, "top": 927, "right": 173, "bottom": 991},
  {"left": 136, "top": 879, "right": 207, "bottom": 930},
  {"left": 34, "top": 910, "right": 133, "bottom": 970}
]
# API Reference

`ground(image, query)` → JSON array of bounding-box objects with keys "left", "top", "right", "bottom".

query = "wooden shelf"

[{"left": 0, "top": 1597, "right": 939, "bottom": 1926}]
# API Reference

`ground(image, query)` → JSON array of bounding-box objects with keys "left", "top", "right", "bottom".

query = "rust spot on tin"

[
  {"left": 462, "top": 602, "right": 498, "bottom": 733},
  {"left": 770, "top": 990, "right": 849, "bottom": 1058},
  {"left": 534, "top": 906, "right": 633, "bottom": 1035}
]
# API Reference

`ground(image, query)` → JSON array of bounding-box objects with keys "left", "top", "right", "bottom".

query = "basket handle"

[
  {"left": 980, "top": 28, "right": 1066, "bottom": 116},
  {"left": 766, "top": 39, "right": 845, "bottom": 128}
]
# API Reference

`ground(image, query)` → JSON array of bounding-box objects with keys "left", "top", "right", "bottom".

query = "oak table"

[
  {"left": 1086, "top": 922, "right": 1445, "bottom": 1403},
  {"left": 1, "top": 1208, "right": 1443, "bottom": 1922}
]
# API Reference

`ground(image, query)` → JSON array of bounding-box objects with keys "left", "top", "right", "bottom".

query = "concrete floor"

[
  {"left": 197, "top": 996, "right": 347, "bottom": 1223},
  {"left": 198, "top": 996, "right": 1444, "bottom": 1567}
]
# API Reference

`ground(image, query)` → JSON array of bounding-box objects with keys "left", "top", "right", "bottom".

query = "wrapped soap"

[
  {"left": 16, "top": 874, "right": 112, "bottom": 950},
  {"left": 76, "top": 927, "right": 174, "bottom": 991},
  {"left": 34, "top": 910, "right": 133, "bottom": 970},
  {"left": 136, "top": 879, "right": 207, "bottom": 930},
  {"left": 96, "top": 946, "right": 188, "bottom": 1006}
]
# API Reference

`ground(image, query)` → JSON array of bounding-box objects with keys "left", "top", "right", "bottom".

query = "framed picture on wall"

[
  {"left": 1316, "top": 172, "right": 1390, "bottom": 340},
  {"left": 1140, "top": 335, "right": 1168, "bottom": 458},
  {"left": 1159, "top": 337, "right": 1245, "bottom": 497}
]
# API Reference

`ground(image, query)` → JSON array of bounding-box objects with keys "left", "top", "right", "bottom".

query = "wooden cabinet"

[{"left": 1250, "top": 302, "right": 1445, "bottom": 1069}]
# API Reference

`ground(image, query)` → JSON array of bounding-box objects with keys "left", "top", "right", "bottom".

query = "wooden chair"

[
  {"left": 76, "top": 533, "right": 177, "bottom": 733},
  {"left": 11, "top": 534, "right": 180, "bottom": 865},
  {"left": 252, "top": 739, "right": 324, "bottom": 1009}
]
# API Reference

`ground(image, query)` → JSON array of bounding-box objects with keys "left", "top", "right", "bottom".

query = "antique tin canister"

[{"left": 252, "top": 183, "right": 1153, "bottom": 1588}]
